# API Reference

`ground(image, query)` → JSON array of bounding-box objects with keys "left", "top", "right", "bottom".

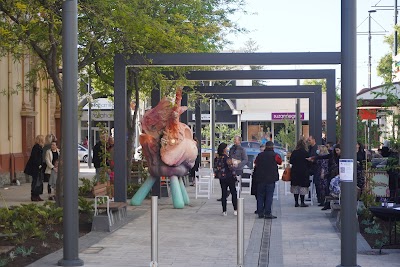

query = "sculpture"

[{"left": 131, "top": 88, "right": 198, "bottom": 208}]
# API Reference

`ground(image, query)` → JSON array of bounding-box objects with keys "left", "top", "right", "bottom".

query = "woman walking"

[
  {"left": 315, "top": 145, "right": 330, "bottom": 206},
  {"left": 214, "top": 143, "right": 238, "bottom": 216},
  {"left": 290, "top": 139, "right": 310, "bottom": 207},
  {"left": 45, "top": 141, "right": 60, "bottom": 200},
  {"left": 24, "top": 135, "right": 45, "bottom": 201}
]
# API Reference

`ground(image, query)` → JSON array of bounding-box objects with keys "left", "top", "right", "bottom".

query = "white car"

[{"left": 78, "top": 144, "right": 91, "bottom": 163}]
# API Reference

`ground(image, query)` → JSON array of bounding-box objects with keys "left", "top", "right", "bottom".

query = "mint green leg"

[
  {"left": 179, "top": 177, "right": 190, "bottom": 205},
  {"left": 130, "top": 176, "right": 156, "bottom": 206},
  {"left": 170, "top": 176, "right": 184, "bottom": 209}
]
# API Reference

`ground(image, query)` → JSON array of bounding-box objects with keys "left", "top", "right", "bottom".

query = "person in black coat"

[
  {"left": 214, "top": 142, "right": 238, "bottom": 216},
  {"left": 290, "top": 139, "right": 310, "bottom": 207},
  {"left": 24, "top": 135, "right": 45, "bottom": 201},
  {"left": 92, "top": 134, "right": 109, "bottom": 182},
  {"left": 253, "top": 141, "right": 282, "bottom": 219}
]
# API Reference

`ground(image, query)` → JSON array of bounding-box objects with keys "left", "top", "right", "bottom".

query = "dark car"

[{"left": 229, "top": 141, "right": 287, "bottom": 169}]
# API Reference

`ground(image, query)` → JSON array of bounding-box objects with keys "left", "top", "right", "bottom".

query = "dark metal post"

[
  {"left": 114, "top": 55, "right": 127, "bottom": 203},
  {"left": 296, "top": 80, "right": 301, "bottom": 143},
  {"left": 315, "top": 89, "right": 323, "bottom": 145},
  {"left": 327, "top": 72, "right": 337, "bottom": 144},
  {"left": 88, "top": 77, "right": 92, "bottom": 168},
  {"left": 210, "top": 99, "right": 215, "bottom": 168},
  {"left": 181, "top": 92, "right": 188, "bottom": 125},
  {"left": 309, "top": 96, "right": 315, "bottom": 139},
  {"left": 339, "top": 1, "right": 359, "bottom": 266},
  {"left": 59, "top": 1, "right": 83, "bottom": 265},
  {"left": 151, "top": 88, "right": 161, "bottom": 197},
  {"left": 195, "top": 99, "right": 202, "bottom": 167}
]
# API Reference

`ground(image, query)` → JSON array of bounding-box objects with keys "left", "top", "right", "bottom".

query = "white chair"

[
  {"left": 240, "top": 169, "right": 253, "bottom": 195},
  {"left": 273, "top": 180, "right": 279, "bottom": 200},
  {"left": 308, "top": 175, "right": 317, "bottom": 206},
  {"left": 195, "top": 168, "right": 213, "bottom": 199}
]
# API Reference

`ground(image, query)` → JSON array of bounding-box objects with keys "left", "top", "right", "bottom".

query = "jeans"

[
  {"left": 257, "top": 182, "right": 276, "bottom": 216},
  {"left": 220, "top": 178, "right": 237, "bottom": 212}
]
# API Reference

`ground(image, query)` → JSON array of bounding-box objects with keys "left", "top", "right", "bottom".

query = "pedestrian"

[
  {"left": 42, "top": 134, "right": 53, "bottom": 190},
  {"left": 48, "top": 158, "right": 59, "bottom": 201},
  {"left": 356, "top": 142, "right": 366, "bottom": 194},
  {"left": 189, "top": 136, "right": 200, "bottom": 186},
  {"left": 217, "top": 136, "right": 248, "bottom": 201},
  {"left": 290, "top": 139, "right": 310, "bottom": 207},
  {"left": 92, "top": 133, "right": 109, "bottom": 183},
  {"left": 24, "top": 135, "right": 45, "bottom": 201},
  {"left": 307, "top": 135, "right": 320, "bottom": 203},
  {"left": 252, "top": 141, "right": 282, "bottom": 219},
  {"left": 214, "top": 142, "right": 238, "bottom": 216},
  {"left": 45, "top": 141, "right": 60, "bottom": 198},
  {"left": 315, "top": 145, "right": 329, "bottom": 206},
  {"left": 251, "top": 144, "right": 266, "bottom": 213}
]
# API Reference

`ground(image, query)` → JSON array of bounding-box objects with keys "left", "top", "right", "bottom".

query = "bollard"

[
  {"left": 150, "top": 196, "right": 158, "bottom": 267},
  {"left": 237, "top": 198, "right": 244, "bottom": 267}
]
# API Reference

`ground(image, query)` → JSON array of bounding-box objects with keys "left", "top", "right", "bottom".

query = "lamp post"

[{"left": 368, "top": 10, "right": 376, "bottom": 91}]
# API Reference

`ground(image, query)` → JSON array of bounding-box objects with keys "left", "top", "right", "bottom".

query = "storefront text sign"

[{"left": 271, "top": 112, "right": 304, "bottom": 120}]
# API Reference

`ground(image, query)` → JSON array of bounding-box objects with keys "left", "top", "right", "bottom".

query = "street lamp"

[{"left": 368, "top": 10, "right": 377, "bottom": 90}]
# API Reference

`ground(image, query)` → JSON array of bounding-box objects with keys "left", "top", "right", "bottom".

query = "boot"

[
  {"left": 294, "top": 194, "right": 299, "bottom": 207},
  {"left": 300, "top": 195, "right": 309, "bottom": 207},
  {"left": 321, "top": 201, "right": 331, "bottom": 210}
]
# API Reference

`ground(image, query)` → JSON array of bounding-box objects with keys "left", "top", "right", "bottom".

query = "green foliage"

[
  {"left": 79, "top": 177, "right": 96, "bottom": 197},
  {"left": 303, "top": 79, "right": 327, "bottom": 92},
  {"left": 14, "top": 246, "right": 35, "bottom": 257},
  {"left": 127, "top": 184, "right": 144, "bottom": 199},
  {"left": 377, "top": 53, "right": 393, "bottom": 84},
  {"left": 202, "top": 124, "right": 241, "bottom": 148},
  {"left": 364, "top": 223, "right": 383, "bottom": 235},
  {"left": 78, "top": 196, "right": 94, "bottom": 218},
  {"left": 274, "top": 119, "right": 296, "bottom": 151},
  {"left": 0, "top": 258, "right": 8, "bottom": 267},
  {"left": 374, "top": 236, "right": 388, "bottom": 248},
  {"left": 54, "top": 232, "right": 63, "bottom": 240},
  {"left": 359, "top": 172, "right": 379, "bottom": 218},
  {"left": 0, "top": 202, "right": 63, "bottom": 244}
]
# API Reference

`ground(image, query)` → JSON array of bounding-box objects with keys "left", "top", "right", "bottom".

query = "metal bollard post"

[
  {"left": 237, "top": 198, "right": 244, "bottom": 267},
  {"left": 150, "top": 196, "right": 158, "bottom": 267}
]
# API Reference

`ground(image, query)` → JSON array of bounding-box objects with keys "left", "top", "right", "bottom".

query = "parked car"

[
  {"left": 230, "top": 141, "right": 287, "bottom": 169},
  {"left": 78, "top": 144, "right": 91, "bottom": 163}
]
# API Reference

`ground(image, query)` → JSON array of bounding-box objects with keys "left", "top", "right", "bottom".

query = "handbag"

[{"left": 282, "top": 166, "right": 291, "bottom": 181}]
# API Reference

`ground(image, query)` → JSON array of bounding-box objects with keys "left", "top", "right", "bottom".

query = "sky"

[{"left": 226, "top": 0, "right": 395, "bottom": 92}]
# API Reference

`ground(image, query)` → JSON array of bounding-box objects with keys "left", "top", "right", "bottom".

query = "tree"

[
  {"left": 303, "top": 79, "right": 327, "bottom": 92},
  {"left": 202, "top": 124, "right": 241, "bottom": 148},
  {"left": 0, "top": 0, "right": 247, "bottom": 205},
  {"left": 376, "top": 26, "right": 399, "bottom": 84},
  {"left": 274, "top": 119, "right": 296, "bottom": 152}
]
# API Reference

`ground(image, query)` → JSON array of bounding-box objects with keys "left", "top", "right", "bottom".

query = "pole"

[
  {"left": 237, "top": 198, "right": 244, "bottom": 267},
  {"left": 150, "top": 196, "right": 158, "bottom": 267},
  {"left": 210, "top": 99, "right": 215, "bottom": 169},
  {"left": 59, "top": 0, "right": 83, "bottom": 266},
  {"left": 339, "top": 1, "right": 359, "bottom": 267},
  {"left": 88, "top": 77, "right": 92, "bottom": 168},
  {"left": 296, "top": 80, "right": 301, "bottom": 143},
  {"left": 368, "top": 11, "right": 372, "bottom": 90},
  {"left": 395, "top": 0, "right": 398, "bottom": 57}
]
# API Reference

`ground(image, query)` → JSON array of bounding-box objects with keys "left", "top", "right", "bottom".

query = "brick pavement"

[{"left": 1, "top": 165, "right": 399, "bottom": 266}]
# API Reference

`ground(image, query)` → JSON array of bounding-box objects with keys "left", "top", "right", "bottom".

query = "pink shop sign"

[{"left": 271, "top": 112, "right": 304, "bottom": 120}]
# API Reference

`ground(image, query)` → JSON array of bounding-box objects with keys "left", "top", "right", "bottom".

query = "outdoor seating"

[
  {"left": 92, "top": 182, "right": 128, "bottom": 232},
  {"left": 240, "top": 168, "right": 253, "bottom": 195},
  {"left": 195, "top": 168, "right": 213, "bottom": 199}
]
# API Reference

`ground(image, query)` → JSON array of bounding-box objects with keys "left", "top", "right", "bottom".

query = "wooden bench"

[{"left": 92, "top": 183, "right": 128, "bottom": 232}]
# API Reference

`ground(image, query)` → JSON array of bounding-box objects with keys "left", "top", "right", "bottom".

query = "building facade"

[{"left": 0, "top": 53, "right": 58, "bottom": 186}]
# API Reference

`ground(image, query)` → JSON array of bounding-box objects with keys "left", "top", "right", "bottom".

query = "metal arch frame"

[
  {"left": 113, "top": 52, "right": 340, "bottom": 202},
  {"left": 165, "top": 69, "right": 336, "bottom": 144},
  {"left": 189, "top": 86, "right": 321, "bottom": 167}
]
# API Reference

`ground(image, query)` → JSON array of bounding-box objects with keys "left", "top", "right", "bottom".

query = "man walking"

[
  {"left": 307, "top": 135, "right": 320, "bottom": 204},
  {"left": 253, "top": 141, "right": 281, "bottom": 219}
]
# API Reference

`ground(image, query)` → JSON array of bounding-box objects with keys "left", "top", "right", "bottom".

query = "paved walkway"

[{"left": 1, "top": 165, "right": 399, "bottom": 266}]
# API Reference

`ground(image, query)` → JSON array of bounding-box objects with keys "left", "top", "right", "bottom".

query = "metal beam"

[
  {"left": 199, "top": 92, "right": 320, "bottom": 143},
  {"left": 121, "top": 52, "right": 341, "bottom": 66},
  {"left": 165, "top": 69, "right": 336, "bottom": 144},
  {"left": 194, "top": 85, "right": 319, "bottom": 94}
]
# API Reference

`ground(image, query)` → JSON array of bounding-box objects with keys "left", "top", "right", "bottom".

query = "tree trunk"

[{"left": 126, "top": 69, "right": 139, "bottom": 184}]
